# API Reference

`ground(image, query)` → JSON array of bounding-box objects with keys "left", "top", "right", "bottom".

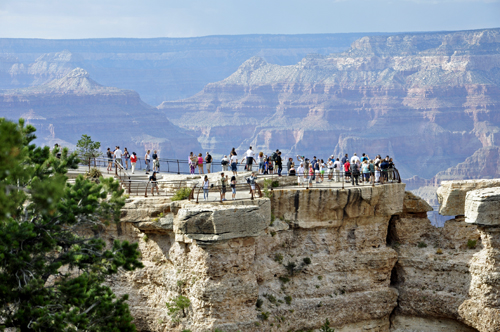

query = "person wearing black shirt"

[
  {"left": 149, "top": 172, "right": 159, "bottom": 195},
  {"left": 276, "top": 152, "right": 283, "bottom": 176},
  {"left": 152, "top": 150, "right": 159, "bottom": 172}
]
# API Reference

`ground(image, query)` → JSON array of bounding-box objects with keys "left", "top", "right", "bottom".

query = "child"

[
  {"left": 203, "top": 175, "right": 209, "bottom": 201},
  {"left": 231, "top": 175, "right": 237, "bottom": 200}
]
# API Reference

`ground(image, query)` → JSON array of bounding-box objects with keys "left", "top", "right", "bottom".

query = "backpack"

[
  {"left": 271, "top": 152, "right": 278, "bottom": 161},
  {"left": 221, "top": 159, "right": 228, "bottom": 165},
  {"left": 351, "top": 163, "right": 359, "bottom": 175}
]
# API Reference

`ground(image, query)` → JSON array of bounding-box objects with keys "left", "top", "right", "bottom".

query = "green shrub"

[
  {"left": 279, "top": 276, "right": 290, "bottom": 283},
  {"left": 284, "top": 295, "right": 292, "bottom": 305},
  {"left": 84, "top": 167, "right": 102, "bottom": 181},
  {"left": 143, "top": 235, "right": 149, "bottom": 242},
  {"left": 259, "top": 312, "right": 270, "bottom": 321},
  {"left": 172, "top": 187, "right": 192, "bottom": 201},
  {"left": 320, "top": 318, "right": 335, "bottom": 332},
  {"left": 272, "top": 180, "right": 280, "bottom": 187},
  {"left": 417, "top": 241, "right": 427, "bottom": 248},
  {"left": 285, "top": 262, "right": 297, "bottom": 276},
  {"left": 467, "top": 239, "right": 477, "bottom": 249},
  {"left": 177, "top": 280, "right": 186, "bottom": 288},
  {"left": 270, "top": 231, "right": 276, "bottom": 237},
  {"left": 317, "top": 275, "right": 323, "bottom": 280},
  {"left": 303, "top": 257, "right": 311, "bottom": 265},
  {"left": 182, "top": 330, "right": 192, "bottom": 332},
  {"left": 166, "top": 295, "right": 191, "bottom": 321},
  {"left": 274, "top": 253, "right": 283, "bottom": 264},
  {"left": 256, "top": 298, "right": 263, "bottom": 308},
  {"left": 264, "top": 293, "right": 277, "bottom": 304}
]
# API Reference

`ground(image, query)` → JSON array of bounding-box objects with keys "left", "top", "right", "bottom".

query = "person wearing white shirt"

[
  {"left": 297, "top": 163, "right": 305, "bottom": 186},
  {"left": 245, "top": 146, "right": 255, "bottom": 171},
  {"left": 230, "top": 153, "right": 238, "bottom": 175},
  {"left": 114, "top": 146, "right": 123, "bottom": 167},
  {"left": 351, "top": 153, "right": 360, "bottom": 165},
  {"left": 333, "top": 158, "right": 342, "bottom": 182}
]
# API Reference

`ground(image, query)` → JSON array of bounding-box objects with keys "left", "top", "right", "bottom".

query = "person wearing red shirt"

[
  {"left": 344, "top": 160, "right": 351, "bottom": 182},
  {"left": 130, "top": 152, "right": 138, "bottom": 174}
]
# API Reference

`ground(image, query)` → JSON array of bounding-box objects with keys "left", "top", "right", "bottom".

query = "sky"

[{"left": 0, "top": 0, "right": 499, "bottom": 39}]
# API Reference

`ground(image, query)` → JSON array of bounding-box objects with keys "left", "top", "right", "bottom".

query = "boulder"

[
  {"left": 173, "top": 199, "right": 270, "bottom": 243},
  {"left": 465, "top": 187, "right": 500, "bottom": 226},
  {"left": 437, "top": 179, "right": 500, "bottom": 216}
]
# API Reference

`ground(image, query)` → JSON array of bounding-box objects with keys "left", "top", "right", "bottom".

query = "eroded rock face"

[
  {"left": 107, "top": 179, "right": 500, "bottom": 332},
  {"left": 437, "top": 179, "right": 500, "bottom": 216},
  {"left": 389, "top": 191, "right": 481, "bottom": 328},
  {"left": 465, "top": 187, "right": 500, "bottom": 226}
]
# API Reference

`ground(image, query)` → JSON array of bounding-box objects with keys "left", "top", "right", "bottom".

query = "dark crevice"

[{"left": 386, "top": 215, "right": 400, "bottom": 246}]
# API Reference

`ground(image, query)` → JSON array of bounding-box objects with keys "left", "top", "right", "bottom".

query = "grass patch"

[
  {"left": 172, "top": 187, "right": 192, "bottom": 201},
  {"left": 467, "top": 239, "right": 477, "bottom": 249},
  {"left": 417, "top": 241, "right": 427, "bottom": 248}
]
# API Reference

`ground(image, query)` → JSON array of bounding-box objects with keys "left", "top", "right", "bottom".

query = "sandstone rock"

[
  {"left": 173, "top": 199, "right": 270, "bottom": 243},
  {"left": 437, "top": 179, "right": 500, "bottom": 216},
  {"left": 402, "top": 191, "right": 433, "bottom": 215},
  {"left": 465, "top": 187, "right": 500, "bottom": 225},
  {"left": 459, "top": 226, "right": 500, "bottom": 332}
]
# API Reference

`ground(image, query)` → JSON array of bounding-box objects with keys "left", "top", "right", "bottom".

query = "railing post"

[
  {"left": 177, "top": 160, "right": 180, "bottom": 174},
  {"left": 342, "top": 169, "right": 344, "bottom": 190},
  {"left": 128, "top": 176, "right": 131, "bottom": 195}
]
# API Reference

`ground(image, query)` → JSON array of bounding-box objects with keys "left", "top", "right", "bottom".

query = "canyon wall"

[
  {"left": 105, "top": 178, "right": 500, "bottom": 331},
  {"left": 0, "top": 68, "right": 201, "bottom": 157},
  {"left": 158, "top": 28, "right": 500, "bottom": 181}
]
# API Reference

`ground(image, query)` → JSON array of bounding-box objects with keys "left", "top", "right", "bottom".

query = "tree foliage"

[
  {"left": 0, "top": 118, "right": 143, "bottom": 331},
  {"left": 76, "top": 134, "right": 101, "bottom": 162}
]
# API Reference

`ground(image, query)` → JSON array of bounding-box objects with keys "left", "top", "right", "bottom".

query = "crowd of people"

[{"left": 79, "top": 144, "right": 397, "bottom": 198}]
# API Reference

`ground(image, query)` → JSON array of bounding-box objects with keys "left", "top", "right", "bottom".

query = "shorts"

[
  {"left": 222, "top": 185, "right": 226, "bottom": 194},
  {"left": 246, "top": 157, "right": 253, "bottom": 165},
  {"left": 108, "top": 158, "right": 113, "bottom": 162},
  {"left": 206, "top": 163, "right": 211, "bottom": 168},
  {"left": 251, "top": 184, "right": 256, "bottom": 190},
  {"left": 308, "top": 176, "right": 313, "bottom": 183},
  {"left": 151, "top": 182, "right": 157, "bottom": 188},
  {"left": 231, "top": 162, "right": 237, "bottom": 171},
  {"left": 259, "top": 161, "right": 265, "bottom": 170},
  {"left": 320, "top": 170, "right": 325, "bottom": 175}
]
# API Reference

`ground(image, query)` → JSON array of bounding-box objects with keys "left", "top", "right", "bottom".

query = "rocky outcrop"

[
  {"left": 0, "top": 68, "right": 201, "bottom": 157},
  {"left": 107, "top": 184, "right": 406, "bottom": 331},
  {"left": 389, "top": 191, "right": 481, "bottom": 330},
  {"left": 107, "top": 177, "right": 500, "bottom": 332},
  {"left": 437, "top": 179, "right": 500, "bottom": 216},
  {"left": 158, "top": 28, "right": 500, "bottom": 182},
  {"left": 458, "top": 187, "right": 500, "bottom": 332}
]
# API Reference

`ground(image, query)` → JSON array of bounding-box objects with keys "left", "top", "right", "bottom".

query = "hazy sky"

[{"left": 1, "top": 0, "right": 499, "bottom": 39}]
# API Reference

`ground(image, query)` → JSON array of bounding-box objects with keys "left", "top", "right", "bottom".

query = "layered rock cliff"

[
  {"left": 158, "top": 28, "right": 500, "bottom": 181},
  {"left": 0, "top": 68, "right": 201, "bottom": 157},
  {"left": 105, "top": 177, "right": 500, "bottom": 332}
]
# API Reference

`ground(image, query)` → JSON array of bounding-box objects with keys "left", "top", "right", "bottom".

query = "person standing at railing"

[
  {"left": 152, "top": 150, "right": 159, "bottom": 172},
  {"left": 205, "top": 152, "right": 212, "bottom": 173},
  {"left": 145, "top": 150, "right": 151, "bottom": 174},
  {"left": 350, "top": 162, "right": 360, "bottom": 186},
  {"left": 114, "top": 146, "right": 123, "bottom": 167},
  {"left": 245, "top": 146, "right": 255, "bottom": 172},
  {"left": 123, "top": 148, "right": 130, "bottom": 170},
  {"left": 287, "top": 157, "right": 293, "bottom": 175},
  {"left": 258, "top": 152, "right": 265, "bottom": 174},
  {"left": 230, "top": 152, "right": 238, "bottom": 176},
  {"left": 362, "top": 160, "right": 370, "bottom": 183},
  {"left": 149, "top": 171, "right": 159, "bottom": 195},
  {"left": 189, "top": 152, "right": 196, "bottom": 174},
  {"left": 203, "top": 175, "right": 209, "bottom": 201},
  {"left": 388, "top": 158, "right": 395, "bottom": 182},
  {"left": 308, "top": 164, "right": 314, "bottom": 188},
  {"left": 369, "top": 160, "right": 376, "bottom": 184},
  {"left": 221, "top": 155, "right": 229, "bottom": 172},
  {"left": 333, "top": 158, "right": 342, "bottom": 182},
  {"left": 276, "top": 151, "right": 283, "bottom": 176},
  {"left": 106, "top": 148, "right": 113, "bottom": 171},
  {"left": 198, "top": 153, "right": 204, "bottom": 174},
  {"left": 130, "top": 152, "right": 137, "bottom": 174},
  {"left": 289, "top": 162, "right": 296, "bottom": 176},
  {"left": 297, "top": 163, "right": 305, "bottom": 186},
  {"left": 344, "top": 159, "right": 351, "bottom": 182}
]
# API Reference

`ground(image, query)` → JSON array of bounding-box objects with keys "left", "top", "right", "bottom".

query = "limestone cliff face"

[
  {"left": 158, "top": 28, "right": 500, "bottom": 180},
  {"left": 0, "top": 68, "right": 201, "bottom": 157},
  {"left": 107, "top": 179, "right": 500, "bottom": 332}
]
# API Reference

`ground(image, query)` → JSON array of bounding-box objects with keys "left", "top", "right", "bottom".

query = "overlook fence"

[{"left": 78, "top": 156, "right": 402, "bottom": 202}]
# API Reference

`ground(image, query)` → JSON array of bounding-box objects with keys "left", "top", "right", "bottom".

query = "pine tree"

[{"left": 0, "top": 118, "right": 143, "bottom": 331}]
